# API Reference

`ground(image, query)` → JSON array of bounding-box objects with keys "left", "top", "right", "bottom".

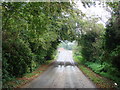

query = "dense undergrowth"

[
  {"left": 74, "top": 54, "right": 120, "bottom": 88},
  {"left": 73, "top": 3, "right": 120, "bottom": 87},
  {"left": 74, "top": 40, "right": 120, "bottom": 88},
  {"left": 73, "top": 26, "right": 120, "bottom": 87},
  {"left": 2, "top": 60, "right": 54, "bottom": 88},
  {"left": 2, "top": 2, "right": 66, "bottom": 84}
]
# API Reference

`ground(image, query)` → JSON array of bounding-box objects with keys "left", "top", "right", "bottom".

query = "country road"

[{"left": 22, "top": 49, "right": 96, "bottom": 88}]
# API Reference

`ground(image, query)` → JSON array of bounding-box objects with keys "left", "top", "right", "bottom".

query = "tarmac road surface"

[{"left": 22, "top": 49, "right": 96, "bottom": 88}]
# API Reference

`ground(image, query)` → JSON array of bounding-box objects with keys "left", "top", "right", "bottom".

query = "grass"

[
  {"left": 74, "top": 57, "right": 117, "bottom": 88},
  {"left": 3, "top": 59, "right": 55, "bottom": 88},
  {"left": 84, "top": 61, "right": 120, "bottom": 88},
  {"left": 78, "top": 65, "right": 116, "bottom": 88}
]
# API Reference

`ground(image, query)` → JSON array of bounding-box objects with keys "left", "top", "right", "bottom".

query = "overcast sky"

[{"left": 74, "top": 0, "right": 112, "bottom": 27}]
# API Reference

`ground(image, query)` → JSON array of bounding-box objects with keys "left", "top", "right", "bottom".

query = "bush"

[
  {"left": 110, "top": 45, "right": 120, "bottom": 69},
  {"left": 2, "top": 38, "right": 37, "bottom": 82},
  {"left": 85, "top": 62, "right": 104, "bottom": 74},
  {"left": 84, "top": 61, "right": 120, "bottom": 87},
  {"left": 76, "top": 55, "right": 85, "bottom": 64}
]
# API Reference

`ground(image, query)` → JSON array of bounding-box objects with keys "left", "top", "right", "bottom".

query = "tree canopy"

[{"left": 2, "top": 1, "right": 120, "bottom": 88}]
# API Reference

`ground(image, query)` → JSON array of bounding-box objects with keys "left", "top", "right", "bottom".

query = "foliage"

[
  {"left": 73, "top": 46, "right": 85, "bottom": 64},
  {"left": 58, "top": 41, "right": 75, "bottom": 50},
  {"left": 104, "top": 1, "right": 120, "bottom": 72},
  {"left": 2, "top": 1, "right": 120, "bottom": 88},
  {"left": 2, "top": 38, "right": 36, "bottom": 82},
  {"left": 2, "top": 2, "right": 74, "bottom": 84},
  {"left": 77, "top": 63, "right": 116, "bottom": 88},
  {"left": 73, "top": 2, "right": 120, "bottom": 88},
  {"left": 78, "top": 20, "right": 104, "bottom": 62}
]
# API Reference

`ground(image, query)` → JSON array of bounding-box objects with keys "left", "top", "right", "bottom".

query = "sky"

[{"left": 74, "top": 0, "right": 112, "bottom": 27}]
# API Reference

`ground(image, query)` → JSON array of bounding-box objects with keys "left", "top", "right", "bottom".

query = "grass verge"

[
  {"left": 78, "top": 65, "right": 116, "bottom": 88},
  {"left": 3, "top": 60, "right": 55, "bottom": 88},
  {"left": 75, "top": 59, "right": 116, "bottom": 88}
]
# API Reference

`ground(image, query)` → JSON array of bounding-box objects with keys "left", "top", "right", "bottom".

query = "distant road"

[{"left": 22, "top": 49, "right": 96, "bottom": 88}]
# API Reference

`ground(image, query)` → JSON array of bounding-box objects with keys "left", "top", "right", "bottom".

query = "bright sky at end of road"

[{"left": 74, "top": 0, "right": 112, "bottom": 27}]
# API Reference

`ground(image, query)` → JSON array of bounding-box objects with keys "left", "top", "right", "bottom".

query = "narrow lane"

[{"left": 22, "top": 49, "right": 96, "bottom": 88}]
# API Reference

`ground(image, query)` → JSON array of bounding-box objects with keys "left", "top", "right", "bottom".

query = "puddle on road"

[
  {"left": 55, "top": 61, "right": 77, "bottom": 67},
  {"left": 54, "top": 64, "right": 78, "bottom": 71}
]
